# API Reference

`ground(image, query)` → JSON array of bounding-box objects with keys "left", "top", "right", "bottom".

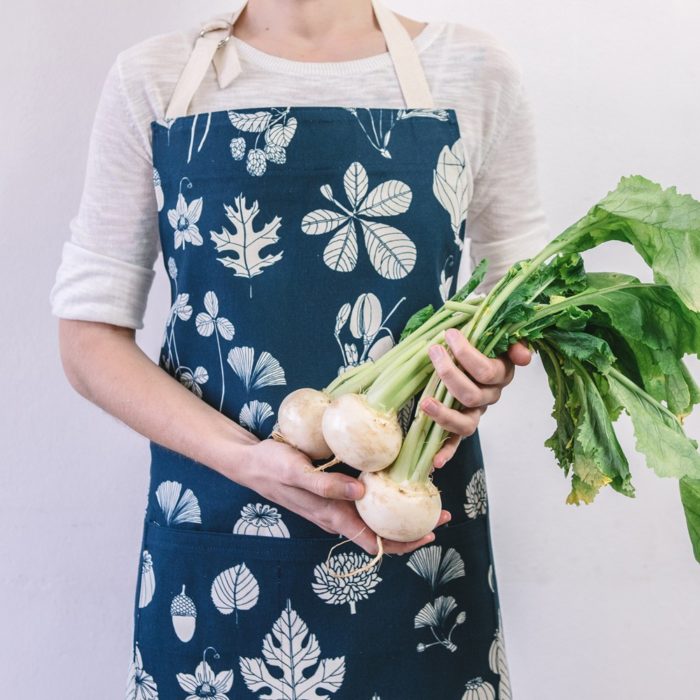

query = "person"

[{"left": 50, "top": 0, "right": 550, "bottom": 697}]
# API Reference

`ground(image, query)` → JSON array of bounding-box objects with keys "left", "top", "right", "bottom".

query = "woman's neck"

[{"left": 232, "top": 0, "right": 426, "bottom": 62}]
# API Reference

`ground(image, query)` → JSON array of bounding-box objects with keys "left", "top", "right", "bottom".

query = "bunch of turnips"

[{"left": 275, "top": 175, "right": 700, "bottom": 562}]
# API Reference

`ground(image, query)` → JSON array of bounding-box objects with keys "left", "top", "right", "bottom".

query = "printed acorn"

[{"left": 171, "top": 585, "right": 197, "bottom": 643}]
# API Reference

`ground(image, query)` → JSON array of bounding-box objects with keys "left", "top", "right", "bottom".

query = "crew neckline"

[{"left": 230, "top": 21, "right": 445, "bottom": 76}]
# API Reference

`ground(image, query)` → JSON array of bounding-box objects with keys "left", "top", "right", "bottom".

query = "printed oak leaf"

[
  {"left": 210, "top": 194, "right": 284, "bottom": 298},
  {"left": 239, "top": 600, "right": 345, "bottom": 699}
]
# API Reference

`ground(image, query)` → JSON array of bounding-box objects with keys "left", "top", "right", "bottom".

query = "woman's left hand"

[{"left": 422, "top": 327, "right": 532, "bottom": 469}]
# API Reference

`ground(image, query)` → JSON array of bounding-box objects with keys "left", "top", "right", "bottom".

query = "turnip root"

[
  {"left": 277, "top": 388, "right": 333, "bottom": 459},
  {"left": 321, "top": 393, "right": 404, "bottom": 472},
  {"left": 355, "top": 470, "right": 442, "bottom": 542}
]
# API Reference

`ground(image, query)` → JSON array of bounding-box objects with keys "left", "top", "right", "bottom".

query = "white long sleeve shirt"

[{"left": 49, "top": 13, "right": 551, "bottom": 329}]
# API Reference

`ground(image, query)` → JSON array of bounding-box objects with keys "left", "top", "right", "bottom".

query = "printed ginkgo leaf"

[
  {"left": 155, "top": 480, "right": 201, "bottom": 526},
  {"left": 266, "top": 117, "right": 297, "bottom": 147},
  {"left": 407, "top": 545, "right": 465, "bottom": 590},
  {"left": 239, "top": 600, "right": 345, "bottom": 699},
  {"left": 357, "top": 180, "right": 412, "bottom": 217},
  {"left": 323, "top": 220, "right": 359, "bottom": 273},
  {"left": 433, "top": 138, "right": 469, "bottom": 249},
  {"left": 240, "top": 400, "right": 275, "bottom": 432},
  {"left": 210, "top": 194, "right": 284, "bottom": 292},
  {"left": 228, "top": 110, "right": 272, "bottom": 133},
  {"left": 344, "top": 162, "right": 369, "bottom": 207},
  {"left": 414, "top": 595, "right": 457, "bottom": 629},
  {"left": 211, "top": 563, "right": 260, "bottom": 623},
  {"left": 350, "top": 293, "right": 382, "bottom": 340},
  {"left": 227, "top": 346, "right": 287, "bottom": 391},
  {"left": 312, "top": 552, "right": 382, "bottom": 614},
  {"left": 360, "top": 220, "right": 417, "bottom": 279}
]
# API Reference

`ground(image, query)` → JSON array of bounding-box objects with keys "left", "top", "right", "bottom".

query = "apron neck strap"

[{"left": 165, "top": 0, "right": 434, "bottom": 121}]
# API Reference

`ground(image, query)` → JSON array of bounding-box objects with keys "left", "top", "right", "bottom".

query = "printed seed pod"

[
  {"left": 461, "top": 677, "right": 496, "bottom": 700},
  {"left": 170, "top": 585, "right": 197, "bottom": 642}
]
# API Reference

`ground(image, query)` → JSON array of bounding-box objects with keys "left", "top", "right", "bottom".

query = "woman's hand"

[
  {"left": 234, "top": 439, "right": 451, "bottom": 556},
  {"left": 422, "top": 328, "right": 532, "bottom": 469}
]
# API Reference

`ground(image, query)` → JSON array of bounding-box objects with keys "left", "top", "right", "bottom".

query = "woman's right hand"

[{"left": 233, "top": 438, "right": 451, "bottom": 556}]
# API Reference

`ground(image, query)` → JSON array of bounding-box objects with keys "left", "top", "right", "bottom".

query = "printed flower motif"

[
  {"left": 168, "top": 193, "right": 204, "bottom": 249},
  {"left": 464, "top": 468, "right": 488, "bottom": 519},
  {"left": 126, "top": 645, "right": 159, "bottom": 700},
  {"left": 312, "top": 552, "right": 382, "bottom": 614},
  {"left": 177, "top": 649, "right": 233, "bottom": 700},
  {"left": 301, "top": 161, "right": 416, "bottom": 279},
  {"left": 234, "top": 503, "right": 290, "bottom": 538},
  {"left": 153, "top": 168, "right": 164, "bottom": 212}
]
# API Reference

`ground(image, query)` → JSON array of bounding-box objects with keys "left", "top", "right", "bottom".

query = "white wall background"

[{"left": 2, "top": 0, "right": 698, "bottom": 697}]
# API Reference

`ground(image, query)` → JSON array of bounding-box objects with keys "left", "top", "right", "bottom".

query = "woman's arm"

[{"left": 57, "top": 318, "right": 447, "bottom": 554}]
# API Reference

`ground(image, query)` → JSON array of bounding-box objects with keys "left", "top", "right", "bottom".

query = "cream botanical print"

[
  {"left": 126, "top": 645, "right": 159, "bottom": 700},
  {"left": 153, "top": 168, "right": 164, "bottom": 212},
  {"left": 312, "top": 552, "right": 383, "bottom": 614},
  {"left": 228, "top": 108, "right": 297, "bottom": 177},
  {"left": 168, "top": 178, "right": 204, "bottom": 250},
  {"left": 346, "top": 108, "right": 450, "bottom": 159},
  {"left": 138, "top": 550, "right": 155, "bottom": 609},
  {"left": 239, "top": 600, "right": 345, "bottom": 699},
  {"left": 155, "top": 480, "right": 202, "bottom": 526},
  {"left": 465, "top": 469, "right": 488, "bottom": 519},
  {"left": 161, "top": 259, "right": 209, "bottom": 397},
  {"left": 414, "top": 596, "right": 466, "bottom": 653},
  {"left": 489, "top": 612, "right": 512, "bottom": 700},
  {"left": 233, "top": 503, "right": 290, "bottom": 538},
  {"left": 211, "top": 564, "right": 260, "bottom": 624},
  {"left": 210, "top": 194, "right": 284, "bottom": 299},
  {"left": 171, "top": 585, "right": 197, "bottom": 643},
  {"left": 408, "top": 546, "right": 467, "bottom": 653},
  {"left": 439, "top": 254, "right": 455, "bottom": 303},
  {"left": 302, "top": 161, "right": 416, "bottom": 279},
  {"left": 176, "top": 648, "right": 233, "bottom": 700},
  {"left": 227, "top": 346, "right": 287, "bottom": 433},
  {"left": 195, "top": 291, "right": 235, "bottom": 411},
  {"left": 462, "top": 677, "right": 496, "bottom": 700},
  {"left": 334, "top": 292, "right": 405, "bottom": 375},
  {"left": 433, "top": 138, "right": 469, "bottom": 250},
  {"left": 187, "top": 112, "right": 213, "bottom": 164}
]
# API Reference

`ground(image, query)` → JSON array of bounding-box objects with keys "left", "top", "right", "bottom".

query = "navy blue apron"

[{"left": 126, "top": 2, "right": 511, "bottom": 698}]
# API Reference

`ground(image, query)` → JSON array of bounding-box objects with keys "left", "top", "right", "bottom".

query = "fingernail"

[
  {"left": 345, "top": 483, "right": 362, "bottom": 499},
  {"left": 428, "top": 345, "right": 442, "bottom": 362},
  {"left": 445, "top": 328, "right": 460, "bottom": 344},
  {"left": 422, "top": 399, "right": 437, "bottom": 415}
]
